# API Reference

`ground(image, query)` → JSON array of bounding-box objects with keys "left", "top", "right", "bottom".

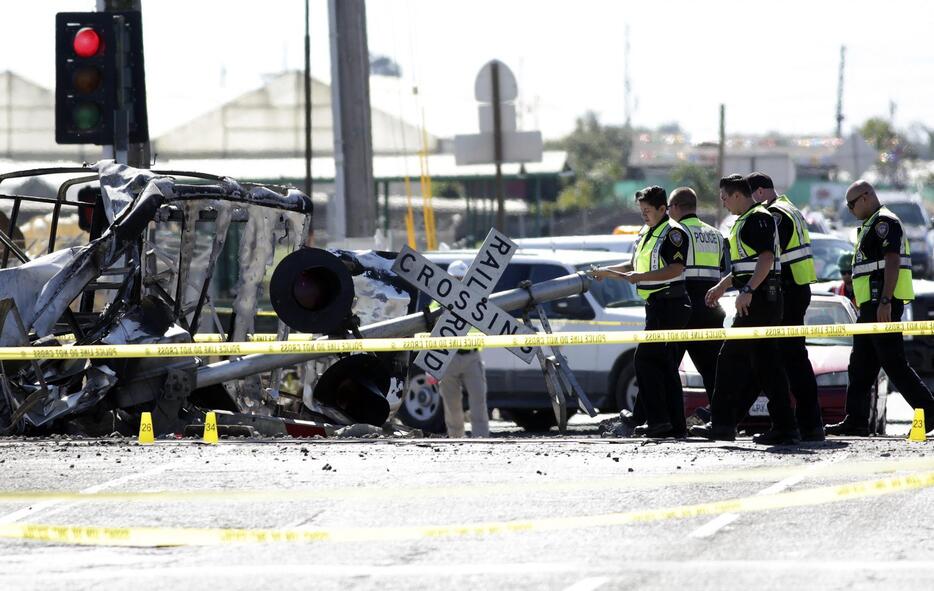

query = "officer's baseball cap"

[
  {"left": 448, "top": 260, "right": 469, "bottom": 279},
  {"left": 745, "top": 172, "right": 774, "bottom": 192}
]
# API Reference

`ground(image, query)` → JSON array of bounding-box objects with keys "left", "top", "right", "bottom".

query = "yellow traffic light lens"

[
  {"left": 73, "top": 103, "right": 101, "bottom": 130},
  {"left": 72, "top": 67, "right": 102, "bottom": 95},
  {"left": 73, "top": 27, "right": 102, "bottom": 58}
]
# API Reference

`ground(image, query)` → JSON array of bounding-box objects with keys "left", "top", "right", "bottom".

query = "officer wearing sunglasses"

[{"left": 826, "top": 180, "right": 934, "bottom": 436}]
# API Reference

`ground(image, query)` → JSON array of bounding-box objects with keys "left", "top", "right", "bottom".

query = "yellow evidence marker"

[
  {"left": 908, "top": 408, "right": 927, "bottom": 443},
  {"left": 203, "top": 411, "right": 219, "bottom": 444},
  {"left": 138, "top": 412, "right": 154, "bottom": 445}
]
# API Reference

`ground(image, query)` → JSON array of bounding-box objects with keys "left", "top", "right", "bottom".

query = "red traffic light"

[{"left": 73, "top": 27, "right": 101, "bottom": 58}]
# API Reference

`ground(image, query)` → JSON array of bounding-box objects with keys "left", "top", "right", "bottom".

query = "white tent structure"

[
  {"left": 152, "top": 71, "right": 438, "bottom": 159},
  {"left": 0, "top": 71, "right": 96, "bottom": 162}
]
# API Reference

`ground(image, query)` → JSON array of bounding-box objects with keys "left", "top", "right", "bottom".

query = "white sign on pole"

[
  {"left": 478, "top": 103, "right": 517, "bottom": 134},
  {"left": 391, "top": 231, "right": 536, "bottom": 380},
  {"left": 453, "top": 131, "right": 544, "bottom": 166},
  {"left": 474, "top": 60, "right": 518, "bottom": 102},
  {"left": 453, "top": 59, "right": 543, "bottom": 167}
]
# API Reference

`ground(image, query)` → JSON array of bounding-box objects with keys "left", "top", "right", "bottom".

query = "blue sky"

[{"left": 5, "top": 0, "right": 932, "bottom": 143}]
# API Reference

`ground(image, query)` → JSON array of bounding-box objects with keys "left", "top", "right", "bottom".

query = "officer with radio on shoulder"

[
  {"left": 743, "top": 172, "right": 824, "bottom": 441},
  {"left": 690, "top": 175, "right": 799, "bottom": 445},
  {"left": 825, "top": 180, "right": 934, "bottom": 436},
  {"left": 667, "top": 187, "right": 727, "bottom": 402},
  {"left": 592, "top": 186, "right": 691, "bottom": 438}
]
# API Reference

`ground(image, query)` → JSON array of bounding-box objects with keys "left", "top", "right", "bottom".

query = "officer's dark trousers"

[
  {"left": 634, "top": 295, "right": 691, "bottom": 432},
  {"left": 846, "top": 301, "right": 934, "bottom": 429},
  {"left": 736, "top": 283, "right": 822, "bottom": 429},
  {"left": 709, "top": 292, "right": 797, "bottom": 432},
  {"left": 674, "top": 285, "right": 726, "bottom": 399}
]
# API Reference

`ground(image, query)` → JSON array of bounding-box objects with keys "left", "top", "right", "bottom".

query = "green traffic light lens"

[
  {"left": 72, "top": 67, "right": 103, "bottom": 95},
  {"left": 73, "top": 103, "right": 101, "bottom": 130}
]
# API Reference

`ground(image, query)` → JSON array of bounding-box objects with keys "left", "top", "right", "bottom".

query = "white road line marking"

[
  {"left": 3, "top": 561, "right": 934, "bottom": 582},
  {"left": 0, "top": 463, "right": 176, "bottom": 525},
  {"left": 689, "top": 473, "right": 805, "bottom": 539},
  {"left": 688, "top": 512, "right": 740, "bottom": 538},
  {"left": 688, "top": 456, "right": 843, "bottom": 539},
  {"left": 562, "top": 576, "right": 609, "bottom": 591},
  {"left": 0, "top": 562, "right": 580, "bottom": 580}
]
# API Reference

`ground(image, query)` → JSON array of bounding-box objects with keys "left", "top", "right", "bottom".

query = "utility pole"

[
  {"left": 835, "top": 45, "right": 846, "bottom": 139},
  {"left": 492, "top": 61, "right": 505, "bottom": 231},
  {"left": 304, "top": 0, "right": 313, "bottom": 200},
  {"left": 623, "top": 23, "right": 632, "bottom": 129},
  {"left": 328, "top": 0, "right": 376, "bottom": 240},
  {"left": 716, "top": 104, "right": 725, "bottom": 225},
  {"left": 98, "top": 0, "right": 149, "bottom": 167}
]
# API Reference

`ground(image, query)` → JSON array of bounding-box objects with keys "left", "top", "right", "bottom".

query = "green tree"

[
  {"left": 555, "top": 178, "right": 596, "bottom": 212},
  {"left": 859, "top": 117, "right": 919, "bottom": 184},
  {"left": 670, "top": 163, "right": 718, "bottom": 207},
  {"left": 551, "top": 111, "right": 633, "bottom": 185},
  {"left": 860, "top": 118, "right": 898, "bottom": 152}
]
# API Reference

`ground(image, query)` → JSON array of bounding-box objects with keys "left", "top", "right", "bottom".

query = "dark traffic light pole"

[{"left": 99, "top": 0, "right": 149, "bottom": 167}]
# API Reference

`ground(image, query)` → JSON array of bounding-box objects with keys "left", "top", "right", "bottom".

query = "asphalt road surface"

[{"left": 0, "top": 394, "right": 931, "bottom": 591}]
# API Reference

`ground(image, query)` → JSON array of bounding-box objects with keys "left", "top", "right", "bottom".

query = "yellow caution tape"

[
  {"left": 3, "top": 470, "right": 932, "bottom": 547},
  {"left": 0, "top": 456, "right": 930, "bottom": 505},
  {"left": 546, "top": 319, "right": 645, "bottom": 327},
  {"left": 4, "top": 319, "right": 934, "bottom": 360},
  {"left": 191, "top": 334, "right": 315, "bottom": 343},
  {"left": 210, "top": 307, "right": 279, "bottom": 317}
]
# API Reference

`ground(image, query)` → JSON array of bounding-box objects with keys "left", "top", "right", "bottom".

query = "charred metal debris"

[
  {"left": 0, "top": 161, "right": 420, "bottom": 438},
  {"left": 0, "top": 162, "right": 593, "bottom": 439}
]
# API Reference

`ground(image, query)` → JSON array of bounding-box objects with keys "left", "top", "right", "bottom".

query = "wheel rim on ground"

[{"left": 404, "top": 374, "right": 440, "bottom": 421}]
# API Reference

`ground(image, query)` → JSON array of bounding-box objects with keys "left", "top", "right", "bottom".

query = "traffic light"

[{"left": 55, "top": 12, "right": 149, "bottom": 146}]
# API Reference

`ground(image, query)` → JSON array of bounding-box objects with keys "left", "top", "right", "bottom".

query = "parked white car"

[
  {"left": 397, "top": 249, "right": 647, "bottom": 432},
  {"left": 514, "top": 234, "right": 639, "bottom": 257}
]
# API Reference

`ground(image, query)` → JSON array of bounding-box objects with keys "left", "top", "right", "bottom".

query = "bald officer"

[{"left": 826, "top": 180, "right": 934, "bottom": 436}]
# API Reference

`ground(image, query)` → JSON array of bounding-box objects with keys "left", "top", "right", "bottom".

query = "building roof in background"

[
  {"left": 153, "top": 71, "right": 439, "bottom": 159},
  {"left": 154, "top": 150, "right": 569, "bottom": 182},
  {"left": 0, "top": 150, "right": 569, "bottom": 185},
  {"left": 0, "top": 71, "right": 97, "bottom": 161},
  {"left": 0, "top": 69, "right": 441, "bottom": 161},
  {"left": 630, "top": 130, "right": 875, "bottom": 171}
]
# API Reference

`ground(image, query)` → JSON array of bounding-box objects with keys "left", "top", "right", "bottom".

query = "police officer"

[
  {"left": 690, "top": 174, "right": 799, "bottom": 444},
  {"left": 825, "top": 180, "right": 934, "bottom": 436},
  {"left": 668, "top": 187, "right": 727, "bottom": 400},
  {"left": 593, "top": 186, "right": 691, "bottom": 437},
  {"left": 435, "top": 260, "right": 490, "bottom": 438},
  {"left": 742, "top": 172, "right": 824, "bottom": 441}
]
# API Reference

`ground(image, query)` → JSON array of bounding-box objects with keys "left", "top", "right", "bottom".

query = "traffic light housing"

[{"left": 55, "top": 12, "right": 149, "bottom": 146}]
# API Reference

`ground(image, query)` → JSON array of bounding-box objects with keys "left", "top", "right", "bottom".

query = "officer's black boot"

[
  {"left": 688, "top": 422, "right": 735, "bottom": 441},
  {"left": 800, "top": 426, "right": 826, "bottom": 442},
  {"left": 752, "top": 428, "right": 801, "bottom": 445},
  {"left": 825, "top": 416, "right": 870, "bottom": 437},
  {"left": 633, "top": 422, "right": 674, "bottom": 438}
]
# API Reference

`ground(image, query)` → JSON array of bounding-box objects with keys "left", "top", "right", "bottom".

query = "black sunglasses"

[{"left": 846, "top": 193, "right": 866, "bottom": 210}]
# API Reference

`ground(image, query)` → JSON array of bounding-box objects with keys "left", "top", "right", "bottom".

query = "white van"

[
  {"left": 513, "top": 233, "right": 640, "bottom": 256},
  {"left": 397, "top": 248, "right": 647, "bottom": 432}
]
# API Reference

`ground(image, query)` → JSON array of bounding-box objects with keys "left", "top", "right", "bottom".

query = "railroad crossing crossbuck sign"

[
  {"left": 392, "top": 229, "right": 536, "bottom": 380},
  {"left": 392, "top": 229, "right": 597, "bottom": 431}
]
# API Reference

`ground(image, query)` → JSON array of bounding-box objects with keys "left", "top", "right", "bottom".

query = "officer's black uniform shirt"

[
  {"left": 766, "top": 199, "right": 797, "bottom": 284},
  {"left": 734, "top": 205, "right": 776, "bottom": 291},
  {"left": 641, "top": 215, "right": 689, "bottom": 301},
  {"left": 856, "top": 206, "right": 904, "bottom": 287}
]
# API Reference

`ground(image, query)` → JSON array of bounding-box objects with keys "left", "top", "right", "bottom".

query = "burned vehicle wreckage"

[{"left": 0, "top": 162, "right": 593, "bottom": 438}]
